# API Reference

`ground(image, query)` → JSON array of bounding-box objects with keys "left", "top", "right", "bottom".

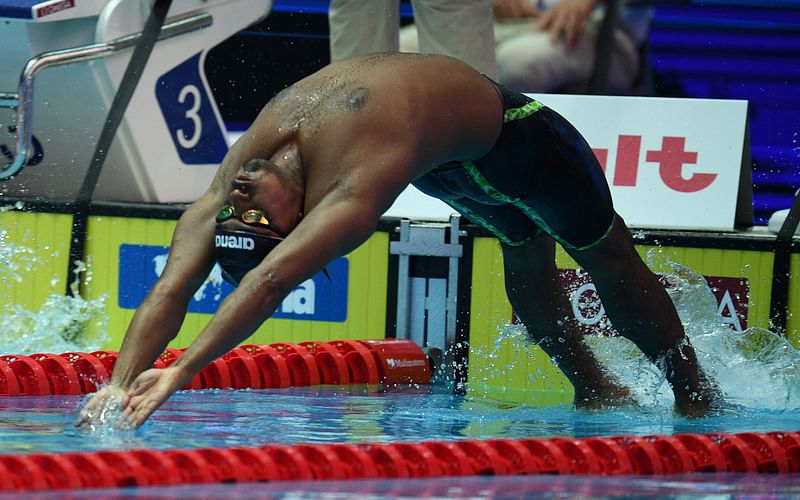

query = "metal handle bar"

[{"left": 0, "top": 11, "right": 212, "bottom": 180}]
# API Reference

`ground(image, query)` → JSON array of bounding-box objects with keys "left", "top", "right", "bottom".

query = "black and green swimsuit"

[{"left": 412, "top": 78, "right": 615, "bottom": 251}]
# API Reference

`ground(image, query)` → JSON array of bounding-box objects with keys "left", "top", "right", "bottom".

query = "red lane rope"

[
  {"left": 0, "top": 339, "right": 432, "bottom": 395},
  {"left": 3, "top": 341, "right": 799, "bottom": 490},
  {"left": 0, "top": 431, "right": 798, "bottom": 491}
]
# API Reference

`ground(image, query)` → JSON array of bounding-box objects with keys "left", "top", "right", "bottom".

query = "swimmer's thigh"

[{"left": 517, "top": 108, "right": 615, "bottom": 251}]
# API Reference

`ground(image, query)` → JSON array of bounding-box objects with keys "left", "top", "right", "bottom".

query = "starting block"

[{"left": 0, "top": 0, "right": 272, "bottom": 202}]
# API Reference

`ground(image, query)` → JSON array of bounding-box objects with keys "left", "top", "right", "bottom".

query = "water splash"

[
  {"left": 663, "top": 257, "right": 799, "bottom": 411},
  {"left": 589, "top": 252, "right": 800, "bottom": 412},
  {"left": 74, "top": 386, "right": 137, "bottom": 438},
  {"left": 470, "top": 249, "right": 800, "bottom": 413},
  {"left": 0, "top": 216, "right": 109, "bottom": 355},
  {"left": 0, "top": 204, "right": 38, "bottom": 281},
  {"left": 469, "top": 323, "right": 550, "bottom": 387}
]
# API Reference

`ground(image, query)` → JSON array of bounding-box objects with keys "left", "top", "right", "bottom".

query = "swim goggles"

[
  {"left": 213, "top": 204, "right": 331, "bottom": 285},
  {"left": 215, "top": 204, "right": 287, "bottom": 238}
]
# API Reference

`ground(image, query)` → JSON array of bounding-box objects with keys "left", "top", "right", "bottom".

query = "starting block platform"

[{"left": 0, "top": 0, "right": 271, "bottom": 202}]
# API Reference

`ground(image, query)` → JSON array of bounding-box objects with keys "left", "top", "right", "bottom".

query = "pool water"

[
  {"left": 2, "top": 386, "right": 800, "bottom": 498},
  {"left": 1, "top": 473, "right": 800, "bottom": 499},
  {"left": 2, "top": 385, "right": 799, "bottom": 456}
]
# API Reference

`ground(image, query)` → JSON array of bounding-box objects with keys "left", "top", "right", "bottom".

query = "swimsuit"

[{"left": 412, "top": 78, "right": 615, "bottom": 251}]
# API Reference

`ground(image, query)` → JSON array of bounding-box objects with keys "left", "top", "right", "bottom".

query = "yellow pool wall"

[
  {"left": 2, "top": 209, "right": 798, "bottom": 402},
  {"left": 1, "top": 210, "right": 388, "bottom": 350}
]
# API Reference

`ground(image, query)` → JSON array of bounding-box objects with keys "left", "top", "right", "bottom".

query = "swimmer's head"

[
  {"left": 213, "top": 204, "right": 286, "bottom": 286},
  {"left": 214, "top": 156, "right": 305, "bottom": 285}
]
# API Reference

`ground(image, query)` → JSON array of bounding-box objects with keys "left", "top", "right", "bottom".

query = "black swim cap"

[{"left": 214, "top": 229, "right": 283, "bottom": 286}]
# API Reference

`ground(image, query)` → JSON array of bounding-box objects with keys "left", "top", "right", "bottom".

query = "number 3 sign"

[{"left": 155, "top": 53, "right": 228, "bottom": 164}]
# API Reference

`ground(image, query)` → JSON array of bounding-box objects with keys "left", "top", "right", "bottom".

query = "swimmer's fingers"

[
  {"left": 122, "top": 368, "right": 178, "bottom": 428},
  {"left": 75, "top": 400, "right": 98, "bottom": 428},
  {"left": 124, "top": 398, "right": 161, "bottom": 429},
  {"left": 122, "top": 368, "right": 159, "bottom": 427},
  {"left": 126, "top": 368, "right": 161, "bottom": 398},
  {"left": 75, "top": 396, "right": 99, "bottom": 427}
]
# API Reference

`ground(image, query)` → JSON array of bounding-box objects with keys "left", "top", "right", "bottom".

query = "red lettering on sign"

[
  {"left": 35, "top": 0, "right": 75, "bottom": 18},
  {"left": 593, "top": 135, "right": 717, "bottom": 193},
  {"left": 645, "top": 136, "right": 717, "bottom": 193},
  {"left": 511, "top": 270, "right": 749, "bottom": 335},
  {"left": 592, "top": 148, "right": 608, "bottom": 172},
  {"left": 613, "top": 135, "right": 641, "bottom": 187}
]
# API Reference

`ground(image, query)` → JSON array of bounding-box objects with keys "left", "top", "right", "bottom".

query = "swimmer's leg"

[
  {"left": 566, "top": 214, "right": 718, "bottom": 417},
  {"left": 501, "top": 233, "right": 633, "bottom": 409}
]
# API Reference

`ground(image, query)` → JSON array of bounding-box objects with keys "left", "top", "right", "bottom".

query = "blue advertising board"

[{"left": 118, "top": 244, "right": 348, "bottom": 322}]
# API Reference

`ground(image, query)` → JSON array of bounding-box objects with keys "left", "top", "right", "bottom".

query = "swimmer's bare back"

[{"left": 226, "top": 53, "right": 505, "bottom": 213}]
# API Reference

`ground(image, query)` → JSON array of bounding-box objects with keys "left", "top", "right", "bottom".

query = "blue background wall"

[{"left": 648, "top": 1, "right": 800, "bottom": 224}]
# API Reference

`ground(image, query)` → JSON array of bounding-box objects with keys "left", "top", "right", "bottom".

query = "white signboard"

[{"left": 383, "top": 94, "right": 750, "bottom": 231}]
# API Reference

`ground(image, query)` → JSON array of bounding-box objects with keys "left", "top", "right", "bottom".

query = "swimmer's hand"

[
  {"left": 75, "top": 384, "right": 128, "bottom": 429},
  {"left": 122, "top": 366, "right": 185, "bottom": 428}
]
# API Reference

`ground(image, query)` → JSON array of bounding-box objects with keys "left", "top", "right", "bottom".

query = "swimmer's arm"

[
  {"left": 77, "top": 191, "right": 222, "bottom": 428},
  {"left": 172, "top": 188, "right": 387, "bottom": 372},
  {"left": 110, "top": 193, "right": 220, "bottom": 389},
  {"left": 158, "top": 138, "right": 414, "bottom": 384},
  {"left": 121, "top": 189, "right": 389, "bottom": 427},
  {"left": 115, "top": 131, "right": 277, "bottom": 387},
  {"left": 131, "top": 159, "right": 395, "bottom": 371},
  {"left": 109, "top": 141, "right": 256, "bottom": 390}
]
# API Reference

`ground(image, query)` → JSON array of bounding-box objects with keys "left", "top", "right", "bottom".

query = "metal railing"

[{"left": 0, "top": 11, "right": 212, "bottom": 180}]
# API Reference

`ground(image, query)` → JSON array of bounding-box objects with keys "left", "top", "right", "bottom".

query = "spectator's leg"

[
  {"left": 412, "top": 0, "right": 498, "bottom": 78},
  {"left": 495, "top": 17, "right": 639, "bottom": 93},
  {"left": 329, "top": 0, "right": 400, "bottom": 61}
]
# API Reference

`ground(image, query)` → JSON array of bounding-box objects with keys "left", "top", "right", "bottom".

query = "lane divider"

[
  {"left": 0, "top": 339, "right": 432, "bottom": 396},
  {"left": 4, "top": 342, "right": 799, "bottom": 490},
  {"left": 0, "top": 431, "right": 798, "bottom": 491}
]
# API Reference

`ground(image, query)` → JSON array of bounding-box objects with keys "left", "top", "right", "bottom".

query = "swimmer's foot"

[
  {"left": 573, "top": 379, "right": 636, "bottom": 411},
  {"left": 673, "top": 389, "right": 721, "bottom": 418},
  {"left": 674, "top": 399, "right": 711, "bottom": 418},
  {"left": 673, "top": 381, "right": 722, "bottom": 418}
]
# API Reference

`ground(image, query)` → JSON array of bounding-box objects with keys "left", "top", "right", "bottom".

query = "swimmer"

[{"left": 77, "top": 53, "right": 718, "bottom": 428}]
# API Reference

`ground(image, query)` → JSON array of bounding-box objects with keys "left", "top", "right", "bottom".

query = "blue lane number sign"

[{"left": 155, "top": 53, "right": 228, "bottom": 164}]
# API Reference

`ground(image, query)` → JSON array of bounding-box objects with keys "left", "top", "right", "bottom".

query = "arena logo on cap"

[{"left": 215, "top": 233, "right": 255, "bottom": 250}]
